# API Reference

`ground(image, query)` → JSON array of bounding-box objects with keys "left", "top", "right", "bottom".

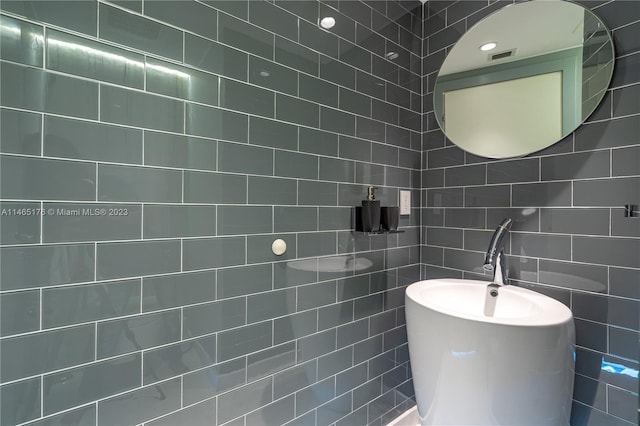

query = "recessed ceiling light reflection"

[
  {"left": 480, "top": 42, "right": 497, "bottom": 51},
  {"left": 385, "top": 51, "right": 399, "bottom": 60},
  {"left": 320, "top": 16, "right": 336, "bottom": 29},
  {"left": 259, "top": 70, "right": 270, "bottom": 77}
]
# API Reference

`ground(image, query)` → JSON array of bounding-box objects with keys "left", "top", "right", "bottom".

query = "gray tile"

[
  {"left": 0, "top": 0, "right": 97, "bottom": 36},
  {"left": 45, "top": 116, "right": 142, "bottom": 164},
  {"left": 463, "top": 229, "right": 506, "bottom": 253},
  {"left": 184, "top": 33, "right": 247, "bottom": 81},
  {"left": 218, "top": 141, "right": 273, "bottom": 175},
  {"left": 146, "top": 58, "right": 219, "bottom": 106},
  {"left": 356, "top": 163, "right": 385, "bottom": 186},
  {"left": 219, "top": 12, "right": 273, "bottom": 59},
  {"left": 98, "top": 377, "right": 181, "bottom": 426},
  {"left": 512, "top": 182, "right": 572, "bottom": 207},
  {"left": 187, "top": 104, "right": 248, "bottom": 143},
  {"left": 339, "top": 87, "right": 371, "bottom": 116},
  {"left": 321, "top": 56, "right": 356, "bottom": 89},
  {"left": 0, "top": 325, "right": 94, "bottom": 382},
  {"left": 371, "top": 142, "right": 397, "bottom": 166},
  {"left": 218, "top": 264, "right": 273, "bottom": 299},
  {"left": 1, "top": 62, "right": 98, "bottom": 118},
  {"left": 487, "top": 158, "right": 539, "bottom": 184},
  {"left": 0, "top": 244, "right": 94, "bottom": 291},
  {"left": 0, "top": 15, "right": 43, "bottom": 67},
  {"left": 320, "top": 3, "right": 355, "bottom": 42},
  {"left": 573, "top": 236, "right": 640, "bottom": 268},
  {"left": 464, "top": 185, "right": 510, "bottom": 207},
  {"left": 248, "top": 288, "right": 295, "bottom": 323},
  {"left": 486, "top": 208, "right": 539, "bottom": 232},
  {"left": 275, "top": 151, "right": 318, "bottom": 180},
  {"left": 249, "top": 117, "right": 298, "bottom": 150},
  {"left": 110, "top": 0, "right": 141, "bottom": 12},
  {"left": 248, "top": 176, "right": 297, "bottom": 205},
  {"left": 298, "top": 329, "right": 337, "bottom": 362},
  {"left": 339, "top": 136, "right": 371, "bottom": 162},
  {"left": 144, "top": 0, "right": 217, "bottom": 39},
  {"left": 321, "top": 107, "right": 356, "bottom": 135},
  {"left": 96, "top": 239, "right": 180, "bottom": 280},
  {"left": 357, "top": 117, "right": 386, "bottom": 143},
  {"left": 142, "top": 270, "right": 216, "bottom": 312},
  {"left": 0, "top": 201, "right": 40, "bottom": 245},
  {"left": 273, "top": 310, "right": 317, "bottom": 344},
  {"left": 247, "top": 342, "right": 296, "bottom": 382},
  {"left": 540, "top": 208, "right": 610, "bottom": 236},
  {"left": 612, "top": 207, "right": 640, "bottom": 237},
  {"left": 183, "top": 297, "right": 245, "bottom": 338},
  {"left": 276, "top": 94, "right": 320, "bottom": 128},
  {"left": 100, "top": 85, "right": 183, "bottom": 133},
  {"left": 147, "top": 399, "right": 216, "bottom": 426},
  {"left": 300, "top": 19, "right": 339, "bottom": 58},
  {"left": 574, "top": 177, "right": 639, "bottom": 206},
  {"left": 296, "top": 377, "right": 335, "bottom": 416},
  {"left": 428, "top": 147, "right": 464, "bottom": 168},
  {"left": 246, "top": 394, "right": 295, "bottom": 426},
  {"left": 42, "top": 202, "right": 141, "bottom": 243},
  {"left": 445, "top": 208, "right": 485, "bottom": 229},
  {"left": 353, "top": 335, "right": 383, "bottom": 365},
  {"left": 183, "top": 236, "right": 246, "bottom": 270},
  {"left": 144, "top": 204, "right": 215, "bottom": 238},
  {"left": 318, "top": 347, "right": 353, "bottom": 380},
  {"left": 275, "top": 36, "right": 319, "bottom": 75},
  {"left": 43, "top": 354, "right": 140, "bottom": 415},
  {"left": 386, "top": 166, "right": 411, "bottom": 187},
  {"left": 608, "top": 386, "right": 638, "bottom": 423},
  {"left": 353, "top": 294, "right": 384, "bottom": 322},
  {"left": 250, "top": 56, "right": 298, "bottom": 97},
  {"left": 184, "top": 171, "right": 247, "bottom": 204},
  {"left": 318, "top": 301, "right": 354, "bottom": 331},
  {"left": 612, "top": 146, "right": 640, "bottom": 176},
  {"left": 249, "top": 0, "right": 297, "bottom": 40},
  {"left": 299, "top": 128, "right": 338, "bottom": 157},
  {"left": 97, "top": 310, "right": 180, "bottom": 358},
  {"left": 575, "top": 115, "right": 639, "bottom": 151},
  {"left": 539, "top": 260, "right": 608, "bottom": 293},
  {"left": 21, "top": 405, "right": 96, "bottom": 426},
  {"left": 218, "top": 377, "right": 273, "bottom": 424},
  {"left": 218, "top": 321, "right": 272, "bottom": 361},
  {"left": 372, "top": 99, "right": 398, "bottom": 125},
  {"left": 47, "top": 29, "right": 143, "bottom": 88},
  {"left": 0, "top": 290, "right": 39, "bottom": 337},
  {"left": 0, "top": 377, "right": 41, "bottom": 425},
  {"left": 43, "top": 279, "right": 140, "bottom": 328},
  {"left": 299, "top": 181, "right": 337, "bottom": 206},
  {"left": 510, "top": 232, "right": 571, "bottom": 261},
  {"left": 426, "top": 188, "right": 463, "bottom": 207},
  {"left": 1, "top": 155, "right": 95, "bottom": 201},
  {"left": 336, "top": 363, "right": 367, "bottom": 396},
  {"left": 300, "top": 74, "right": 338, "bottom": 107},
  {"left": 541, "top": 151, "right": 610, "bottom": 181},
  {"left": 320, "top": 157, "right": 355, "bottom": 183},
  {"left": 387, "top": 125, "right": 411, "bottom": 149},
  {"left": 182, "top": 357, "right": 246, "bottom": 406},
  {"left": 218, "top": 206, "right": 272, "bottom": 235},
  {"left": 298, "top": 280, "right": 337, "bottom": 311},
  {"left": 98, "top": 164, "right": 181, "bottom": 203},
  {"left": 340, "top": 40, "right": 371, "bottom": 72},
  {"left": 274, "top": 206, "right": 318, "bottom": 232},
  {"left": 144, "top": 131, "right": 216, "bottom": 171},
  {"left": 247, "top": 234, "right": 297, "bottom": 263},
  {"left": 610, "top": 267, "right": 640, "bottom": 300},
  {"left": 220, "top": 78, "right": 274, "bottom": 117},
  {"left": 609, "top": 327, "right": 639, "bottom": 362},
  {"left": 99, "top": 3, "right": 182, "bottom": 60},
  {"left": 272, "top": 360, "right": 317, "bottom": 400},
  {"left": 0, "top": 108, "right": 41, "bottom": 156},
  {"left": 143, "top": 335, "right": 216, "bottom": 384}
]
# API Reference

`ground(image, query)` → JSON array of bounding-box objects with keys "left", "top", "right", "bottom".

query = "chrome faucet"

[{"left": 483, "top": 218, "right": 513, "bottom": 286}]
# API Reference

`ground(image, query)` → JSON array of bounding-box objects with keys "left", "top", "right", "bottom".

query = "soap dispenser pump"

[{"left": 361, "top": 186, "right": 381, "bottom": 232}]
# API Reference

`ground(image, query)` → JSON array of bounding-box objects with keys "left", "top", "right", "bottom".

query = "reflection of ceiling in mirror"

[{"left": 440, "top": 1, "right": 585, "bottom": 75}]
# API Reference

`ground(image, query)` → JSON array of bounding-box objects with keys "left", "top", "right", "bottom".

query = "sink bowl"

[
  {"left": 406, "top": 278, "right": 573, "bottom": 326},
  {"left": 406, "top": 279, "right": 575, "bottom": 425}
]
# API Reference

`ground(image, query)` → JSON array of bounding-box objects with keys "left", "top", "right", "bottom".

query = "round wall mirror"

[{"left": 433, "top": 0, "right": 615, "bottom": 159}]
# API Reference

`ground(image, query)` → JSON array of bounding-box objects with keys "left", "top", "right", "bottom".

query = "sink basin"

[
  {"left": 406, "top": 278, "right": 572, "bottom": 326},
  {"left": 406, "top": 279, "right": 575, "bottom": 425}
]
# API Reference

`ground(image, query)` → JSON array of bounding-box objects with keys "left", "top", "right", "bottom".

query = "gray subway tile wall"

[
  {"left": 0, "top": 1, "right": 422, "bottom": 425},
  {"left": 422, "top": 1, "right": 639, "bottom": 425}
]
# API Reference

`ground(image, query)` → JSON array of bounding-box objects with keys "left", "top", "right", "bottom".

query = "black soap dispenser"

[{"left": 361, "top": 186, "right": 381, "bottom": 232}]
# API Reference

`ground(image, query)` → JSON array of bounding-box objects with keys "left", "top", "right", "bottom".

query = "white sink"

[
  {"left": 406, "top": 278, "right": 572, "bottom": 326},
  {"left": 406, "top": 279, "right": 575, "bottom": 425}
]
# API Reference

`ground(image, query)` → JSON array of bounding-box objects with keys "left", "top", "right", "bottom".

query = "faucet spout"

[{"left": 483, "top": 218, "right": 512, "bottom": 285}]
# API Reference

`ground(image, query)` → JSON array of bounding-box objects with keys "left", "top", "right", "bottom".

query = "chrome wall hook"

[{"left": 624, "top": 205, "right": 639, "bottom": 218}]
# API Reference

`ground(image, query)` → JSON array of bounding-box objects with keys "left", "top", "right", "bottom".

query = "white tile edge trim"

[{"left": 386, "top": 405, "right": 419, "bottom": 426}]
